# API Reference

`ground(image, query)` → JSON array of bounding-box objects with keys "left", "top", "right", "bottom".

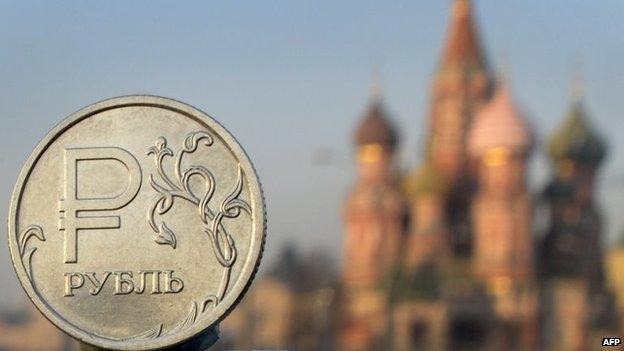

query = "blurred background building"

[
  {"left": 1, "top": 1, "right": 623, "bottom": 350},
  {"left": 219, "top": 1, "right": 623, "bottom": 350}
]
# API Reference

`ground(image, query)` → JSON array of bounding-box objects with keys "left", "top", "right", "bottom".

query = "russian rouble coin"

[{"left": 7, "top": 96, "right": 266, "bottom": 350}]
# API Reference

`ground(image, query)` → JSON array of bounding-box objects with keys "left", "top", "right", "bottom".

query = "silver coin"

[{"left": 7, "top": 96, "right": 266, "bottom": 350}]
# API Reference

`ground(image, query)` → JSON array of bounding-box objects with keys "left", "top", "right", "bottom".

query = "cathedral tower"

[
  {"left": 468, "top": 81, "right": 538, "bottom": 349},
  {"left": 343, "top": 95, "right": 404, "bottom": 287},
  {"left": 403, "top": 164, "right": 450, "bottom": 269},
  {"left": 468, "top": 81, "right": 533, "bottom": 287},
  {"left": 426, "top": 0, "right": 493, "bottom": 180},
  {"left": 340, "top": 94, "right": 406, "bottom": 351},
  {"left": 425, "top": 0, "right": 494, "bottom": 256},
  {"left": 543, "top": 91, "right": 606, "bottom": 281},
  {"left": 540, "top": 87, "right": 608, "bottom": 351}
]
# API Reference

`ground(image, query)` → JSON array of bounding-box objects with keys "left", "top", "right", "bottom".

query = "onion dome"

[
  {"left": 468, "top": 83, "right": 532, "bottom": 157},
  {"left": 548, "top": 100, "right": 606, "bottom": 167},
  {"left": 354, "top": 99, "right": 398, "bottom": 150},
  {"left": 403, "top": 163, "right": 449, "bottom": 197}
]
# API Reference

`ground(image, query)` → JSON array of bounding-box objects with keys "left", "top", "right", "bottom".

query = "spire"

[
  {"left": 570, "top": 58, "right": 585, "bottom": 104},
  {"left": 425, "top": 0, "right": 492, "bottom": 179},
  {"left": 369, "top": 68, "right": 384, "bottom": 104},
  {"left": 441, "top": 0, "right": 486, "bottom": 68},
  {"left": 571, "top": 76, "right": 584, "bottom": 106}
]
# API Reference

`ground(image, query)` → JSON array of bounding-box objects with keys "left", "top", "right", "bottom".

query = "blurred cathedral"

[{"left": 217, "top": 1, "right": 623, "bottom": 350}]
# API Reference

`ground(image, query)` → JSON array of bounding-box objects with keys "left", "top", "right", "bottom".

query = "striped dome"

[{"left": 468, "top": 83, "right": 532, "bottom": 156}]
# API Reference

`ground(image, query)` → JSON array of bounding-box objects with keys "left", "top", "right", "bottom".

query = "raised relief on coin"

[
  {"left": 144, "top": 131, "right": 251, "bottom": 336},
  {"left": 18, "top": 225, "right": 46, "bottom": 281},
  {"left": 60, "top": 147, "right": 143, "bottom": 264},
  {"left": 8, "top": 96, "right": 265, "bottom": 350}
]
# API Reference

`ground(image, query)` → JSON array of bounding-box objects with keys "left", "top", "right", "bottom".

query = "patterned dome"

[
  {"left": 354, "top": 100, "right": 398, "bottom": 150},
  {"left": 548, "top": 101, "right": 606, "bottom": 167},
  {"left": 468, "top": 83, "right": 532, "bottom": 156}
]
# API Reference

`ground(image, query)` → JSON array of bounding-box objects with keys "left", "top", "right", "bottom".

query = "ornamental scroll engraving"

[
  {"left": 19, "top": 225, "right": 45, "bottom": 281},
  {"left": 142, "top": 131, "right": 252, "bottom": 340}
]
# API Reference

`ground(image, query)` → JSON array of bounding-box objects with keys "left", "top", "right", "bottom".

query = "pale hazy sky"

[{"left": 1, "top": 1, "right": 623, "bottom": 307}]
